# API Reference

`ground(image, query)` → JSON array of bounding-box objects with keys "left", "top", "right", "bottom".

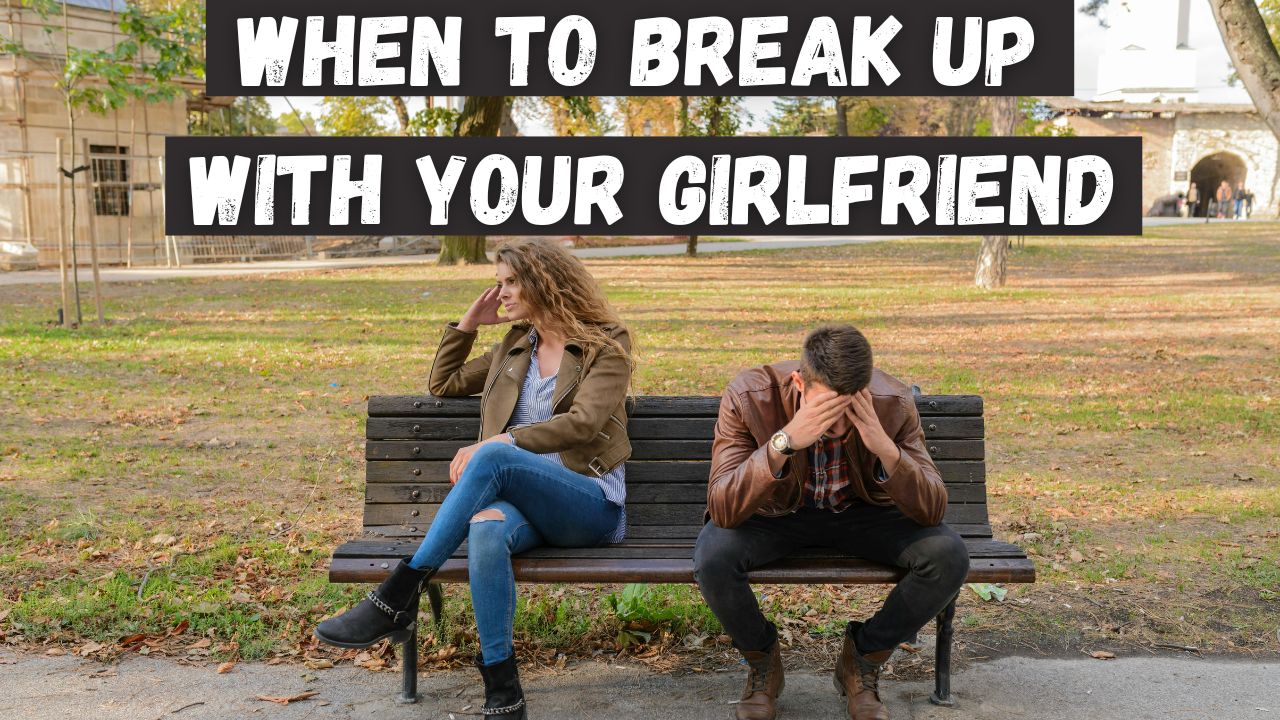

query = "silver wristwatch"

[{"left": 769, "top": 430, "right": 795, "bottom": 456}]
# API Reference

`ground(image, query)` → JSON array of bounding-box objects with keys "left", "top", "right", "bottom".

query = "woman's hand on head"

[{"left": 457, "top": 286, "right": 511, "bottom": 332}]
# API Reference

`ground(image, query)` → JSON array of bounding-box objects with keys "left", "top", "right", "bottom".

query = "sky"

[{"left": 264, "top": 0, "right": 1251, "bottom": 135}]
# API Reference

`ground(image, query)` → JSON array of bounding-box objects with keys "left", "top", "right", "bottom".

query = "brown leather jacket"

[
  {"left": 428, "top": 321, "right": 633, "bottom": 477},
  {"left": 708, "top": 361, "right": 947, "bottom": 528}
]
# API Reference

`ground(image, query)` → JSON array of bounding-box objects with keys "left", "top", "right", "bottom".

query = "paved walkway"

[
  {"left": 0, "top": 650, "right": 1274, "bottom": 720},
  {"left": 0, "top": 236, "right": 892, "bottom": 287}
]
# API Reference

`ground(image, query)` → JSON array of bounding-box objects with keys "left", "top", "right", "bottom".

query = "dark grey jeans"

[{"left": 693, "top": 504, "right": 969, "bottom": 655}]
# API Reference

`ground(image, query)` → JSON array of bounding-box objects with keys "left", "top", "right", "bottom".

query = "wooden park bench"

[{"left": 328, "top": 392, "right": 1035, "bottom": 706}]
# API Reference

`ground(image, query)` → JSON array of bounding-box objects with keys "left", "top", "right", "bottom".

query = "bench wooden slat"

[
  {"left": 334, "top": 537, "right": 1029, "bottom": 560},
  {"left": 366, "top": 438, "right": 985, "bottom": 462},
  {"left": 366, "top": 416, "right": 985, "bottom": 441},
  {"left": 369, "top": 394, "right": 984, "bottom": 418},
  {"left": 329, "top": 556, "right": 1031, "bottom": 585},
  {"left": 366, "top": 459, "right": 988, "bottom": 485},
  {"left": 339, "top": 393, "right": 1032, "bottom": 599},
  {"left": 364, "top": 481, "right": 990, "bottom": 505},
  {"left": 358, "top": 521, "right": 998, "bottom": 540},
  {"left": 360, "top": 501, "right": 989, "bottom": 529}
]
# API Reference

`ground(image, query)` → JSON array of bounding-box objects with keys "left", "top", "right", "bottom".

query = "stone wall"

[
  {"left": 1063, "top": 109, "right": 1279, "bottom": 218},
  {"left": 1171, "top": 112, "right": 1278, "bottom": 217}
]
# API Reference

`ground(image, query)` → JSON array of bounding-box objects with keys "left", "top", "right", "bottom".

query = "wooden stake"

[
  {"left": 55, "top": 136, "right": 71, "bottom": 328},
  {"left": 82, "top": 137, "right": 104, "bottom": 324}
]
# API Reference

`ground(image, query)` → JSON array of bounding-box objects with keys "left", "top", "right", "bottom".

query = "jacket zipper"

[
  {"left": 478, "top": 351, "right": 517, "bottom": 441},
  {"left": 551, "top": 363, "right": 582, "bottom": 410}
]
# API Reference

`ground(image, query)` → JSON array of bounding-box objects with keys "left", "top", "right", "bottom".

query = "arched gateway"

[{"left": 1189, "top": 152, "right": 1248, "bottom": 217}]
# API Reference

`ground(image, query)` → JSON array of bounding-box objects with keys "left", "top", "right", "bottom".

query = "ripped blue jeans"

[{"left": 408, "top": 442, "right": 621, "bottom": 665}]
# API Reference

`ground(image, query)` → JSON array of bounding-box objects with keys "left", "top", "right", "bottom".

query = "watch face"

[{"left": 771, "top": 432, "right": 789, "bottom": 453}]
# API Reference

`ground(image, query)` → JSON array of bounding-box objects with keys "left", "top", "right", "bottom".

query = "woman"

[{"left": 315, "top": 238, "right": 632, "bottom": 719}]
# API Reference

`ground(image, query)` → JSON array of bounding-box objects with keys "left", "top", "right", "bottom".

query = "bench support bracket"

[
  {"left": 426, "top": 582, "right": 445, "bottom": 625},
  {"left": 929, "top": 595, "right": 958, "bottom": 707}
]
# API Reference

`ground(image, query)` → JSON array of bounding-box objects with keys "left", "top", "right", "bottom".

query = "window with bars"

[{"left": 90, "top": 145, "right": 130, "bottom": 216}]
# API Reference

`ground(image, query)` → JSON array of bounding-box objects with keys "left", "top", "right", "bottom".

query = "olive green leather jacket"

[{"left": 427, "top": 321, "right": 633, "bottom": 477}]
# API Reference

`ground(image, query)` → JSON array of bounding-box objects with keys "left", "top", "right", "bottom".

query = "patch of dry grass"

[{"left": 0, "top": 222, "right": 1276, "bottom": 666}]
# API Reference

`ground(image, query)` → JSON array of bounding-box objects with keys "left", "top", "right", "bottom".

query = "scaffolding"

[{"left": 1, "top": 0, "right": 311, "bottom": 268}]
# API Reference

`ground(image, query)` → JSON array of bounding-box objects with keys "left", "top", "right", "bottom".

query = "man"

[
  {"left": 694, "top": 326, "right": 968, "bottom": 720},
  {"left": 1186, "top": 182, "right": 1199, "bottom": 218}
]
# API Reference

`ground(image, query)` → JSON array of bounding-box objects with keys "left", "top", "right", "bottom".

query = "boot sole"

[{"left": 313, "top": 622, "right": 416, "bottom": 649}]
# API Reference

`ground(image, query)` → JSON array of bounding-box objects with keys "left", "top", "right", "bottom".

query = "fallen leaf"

[
  {"left": 217, "top": 661, "right": 237, "bottom": 674},
  {"left": 45, "top": 647, "right": 66, "bottom": 656},
  {"left": 118, "top": 633, "right": 148, "bottom": 650},
  {"left": 303, "top": 658, "right": 334, "bottom": 670},
  {"left": 255, "top": 691, "right": 320, "bottom": 705},
  {"left": 187, "top": 638, "right": 212, "bottom": 650},
  {"left": 77, "top": 641, "right": 105, "bottom": 656},
  {"left": 150, "top": 533, "right": 177, "bottom": 546},
  {"left": 1089, "top": 650, "right": 1116, "bottom": 660},
  {"left": 1069, "top": 549, "right": 1085, "bottom": 563}
]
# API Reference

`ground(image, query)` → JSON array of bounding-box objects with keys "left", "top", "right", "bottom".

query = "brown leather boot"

[
  {"left": 833, "top": 621, "right": 892, "bottom": 720},
  {"left": 735, "top": 640, "right": 784, "bottom": 720}
]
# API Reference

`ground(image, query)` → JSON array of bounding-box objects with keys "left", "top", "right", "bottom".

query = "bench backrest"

[{"left": 362, "top": 395, "right": 989, "bottom": 541}]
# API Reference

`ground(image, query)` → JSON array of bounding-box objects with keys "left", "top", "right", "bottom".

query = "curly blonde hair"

[{"left": 494, "top": 239, "right": 633, "bottom": 368}]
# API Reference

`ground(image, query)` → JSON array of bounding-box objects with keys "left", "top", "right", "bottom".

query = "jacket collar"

[{"left": 503, "top": 325, "right": 586, "bottom": 407}]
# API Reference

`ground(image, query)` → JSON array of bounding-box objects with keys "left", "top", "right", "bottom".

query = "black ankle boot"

[
  {"left": 477, "top": 654, "right": 526, "bottom": 718},
  {"left": 314, "top": 559, "right": 435, "bottom": 648}
]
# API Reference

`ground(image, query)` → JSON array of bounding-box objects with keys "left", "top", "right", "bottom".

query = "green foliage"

[
  {"left": 3, "top": 0, "right": 204, "bottom": 115},
  {"left": 318, "top": 96, "right": 394, "bottom": 136},
  {"left": 768, "top": 96, "right": 832, "bottom": 136},
  {"left": 685, "top": 96, "right": 747, "bottom": 136},
  {"left": 276, "top": 109, "right": 317, "bottom": 136},
  {"left": 407, "top": 106, "right": 461, "bottom": 137}
]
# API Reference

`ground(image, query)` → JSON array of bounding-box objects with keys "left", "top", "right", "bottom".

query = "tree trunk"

[
  {"left": 1208, "top": 0, "right": 1280, "bottom": 141},
  {"left": 974, "top": 234, "right": 1008, "bottom": 289},
  {"left": 389, "top": 96, "right": 411, "bottom": 135},
  {"left": 439, "top": 96, "right": 507, "bottom": 265},
  {"left": 678, "top": 96, "right": 690, "bottom": 136},
  {"left": 974, "top": 96, "right": 1019, "bottom": 289},
  {"left": 499, "top": 98, "right": 520, "bottom": 136},
  {"left": 834, "top": 96, "right": 849, "bottom": 136}
]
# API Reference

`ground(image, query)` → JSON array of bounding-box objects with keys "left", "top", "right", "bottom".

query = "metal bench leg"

[
  {"left": 929, "top": 595, "right": 958, "bottom": 708},
  {"left": 396, "top": 623, "right": 419, "bottom": 704},
  {"left": 426, "top": 581, "right": 444, "bottom": 625}
]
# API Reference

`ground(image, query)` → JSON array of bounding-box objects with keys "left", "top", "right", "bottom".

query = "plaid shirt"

[{"left": 803, "top": 435, "right": 855, "bottom": 512}]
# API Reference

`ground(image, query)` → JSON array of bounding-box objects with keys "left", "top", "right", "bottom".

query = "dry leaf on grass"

[
  {"left": 216, "top": 661, "right": 237, "bottom": 674},
  {"left": 255, "top": 691, "right": 319, "bottom": 705},
  {"left": 187, "top": 638, "right": 212, "bottom": 650},
  {"left": 1089, "top": 650, "right": 1116, "bottom": 660}
]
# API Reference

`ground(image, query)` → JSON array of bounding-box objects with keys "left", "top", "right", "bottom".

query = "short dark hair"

[{"left": 799, "top": 325, "right": 873, "bottom": 395}]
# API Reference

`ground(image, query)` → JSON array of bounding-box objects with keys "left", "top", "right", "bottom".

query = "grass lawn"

[{"left": 1, "top": 222, "right": 1277, "bottom": 670}]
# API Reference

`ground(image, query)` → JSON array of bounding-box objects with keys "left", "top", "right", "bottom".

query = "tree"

[
  {"left": 974, "top": 96, "right": 1020, "bottom": 289},
  {"left": 276, "top": 109, "right": 317, "bottom": 136},
  {"left": 518, "top": 96, "right": 614, "bottom": 136},
  {"left": 768, "top": 96, "right": 832, "bottom": 136},
  {"left": 613, "top": 96, "right": 679, "bottom": 136},
  {"left": 437, "top": 96, "right": 508, "bottom": 265},
  {"left": 1, "top": 0, "right": 203, "bottom": 326},
  {"left": 1209, "top": 0, "right": 1280, "bottom": 142},
  {"left": 681, "top": 97, "right": 748, "bottom": 256},
  {"left": 318, "top": 96, "right": 394, "bottom": 136}
]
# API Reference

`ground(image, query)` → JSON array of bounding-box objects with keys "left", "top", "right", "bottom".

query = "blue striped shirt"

[{"left": 508, "top": 329, "right": 627, "bottom": 543}]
